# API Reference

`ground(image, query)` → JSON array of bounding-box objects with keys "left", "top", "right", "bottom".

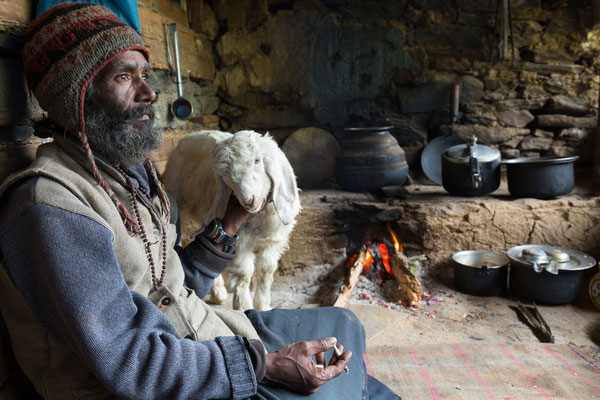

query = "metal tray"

[{"left": 507, "top": 245, "right": 596, "bottom": 271}]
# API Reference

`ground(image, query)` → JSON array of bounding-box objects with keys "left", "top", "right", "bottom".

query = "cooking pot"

[
  {"left": 442, "top": 136, "right": 501, "bottom": 196},
  {"left": 507, "top": 244, "right": 596, "bottom": 305},
  {"left": 452, "top": 250, "right": 509, "bottom": 296},
  {"left": 502, "top": 156, "right": 579, "bottom": 199}
]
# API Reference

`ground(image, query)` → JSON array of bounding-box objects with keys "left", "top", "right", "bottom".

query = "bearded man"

[{"left": 0, "top": 3, "right": 399, "bottom": 399}]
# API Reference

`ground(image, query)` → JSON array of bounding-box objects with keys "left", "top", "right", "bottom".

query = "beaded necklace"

[{"left": 116, "top": 165, "right": 168, "bottom": 291}]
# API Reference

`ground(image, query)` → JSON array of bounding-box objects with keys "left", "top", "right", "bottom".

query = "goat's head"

[
  {"left": 212, "top": 130, "right": 300, "bottom": 223},
  {"left": 212, "top": 130, "right": 272, "bottom": 214}
]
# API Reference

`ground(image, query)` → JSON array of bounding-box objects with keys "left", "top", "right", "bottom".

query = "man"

[{"left": 0, "top": 3, "right": 398, "bottom": 399}]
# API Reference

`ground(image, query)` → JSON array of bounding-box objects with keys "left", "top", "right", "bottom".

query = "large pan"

[{"left": 421, "top": 84, "right": 468, "bottom": 184}]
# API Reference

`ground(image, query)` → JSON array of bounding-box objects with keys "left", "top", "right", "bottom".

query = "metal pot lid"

[
  {"left": 443, "top": 143, "right": 501, "bottom": 163},
  {"left": 507, "top": 245, "right": 596, "bottom": 271},
  {"left": 452, "top": 250, "right": 510, "bottom": 269},
  {"left": 502, "top": 155, "right": 579, "bottom": 165}
]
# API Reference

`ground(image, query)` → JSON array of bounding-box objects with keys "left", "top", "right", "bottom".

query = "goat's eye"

[{"left": 254, "top": 158, "right": 261, "bottom": 165}]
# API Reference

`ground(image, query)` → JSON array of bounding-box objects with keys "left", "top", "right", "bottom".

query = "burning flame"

[
  {"left": 386, "top": 222, "right": 403, "bottom": 253},
  {"left": 378, "top": 243, "right": 392, "bottom": 275},
  {"left": 364, "top": 246, "right": 374, "bottom": 272}
]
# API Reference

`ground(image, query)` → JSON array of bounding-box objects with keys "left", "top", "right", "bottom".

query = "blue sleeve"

[
  {"left": 0, "top": 189, "right": 254, "bottom": 399},
  {"left": 177, "top": 235, "right": 235, "bottom": 299}
]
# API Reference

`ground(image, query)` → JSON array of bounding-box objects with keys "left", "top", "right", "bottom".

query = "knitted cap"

[
  {"left": 21, "top": 3, "right": 169, "bottom": 236},
  {"left": 22, "top": 2, "right": 150, "bottom": 133}
]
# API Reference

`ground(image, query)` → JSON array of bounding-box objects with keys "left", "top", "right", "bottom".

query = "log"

[
  {"left": 389, "top": 252, "right": 423, "bottom": 307},
  {"left": 333, "top": 249, "right": 366, "bottom": 308}
]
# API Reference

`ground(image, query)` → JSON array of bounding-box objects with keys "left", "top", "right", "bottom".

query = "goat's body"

[{"left": 163, "top": 130, "right": 300, "bottom": 311}]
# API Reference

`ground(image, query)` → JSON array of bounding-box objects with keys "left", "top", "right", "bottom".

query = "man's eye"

[{"left": 118, "top": 74, "right": 129, "bottom": 80}]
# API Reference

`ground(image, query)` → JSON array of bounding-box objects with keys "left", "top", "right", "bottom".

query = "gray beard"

[{"left": 83, "top": 94, "right": 163, "bottom": 166}]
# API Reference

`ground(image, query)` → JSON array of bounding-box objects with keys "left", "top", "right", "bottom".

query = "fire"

[
  {"left": 386, "top": 222, "right": 403, "bottom": 253},
  {"left": 364, "top": 246, "right": 374, "bottom": 272},
  {"left": 378, "top": 243, "right": 392, "bottom": 275}
]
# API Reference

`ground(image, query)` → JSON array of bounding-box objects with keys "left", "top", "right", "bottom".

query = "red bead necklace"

[{"left": 116, "top": 166, "right": 168, "bottom": 291}]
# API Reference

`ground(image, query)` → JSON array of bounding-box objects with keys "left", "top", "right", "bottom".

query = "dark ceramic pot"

[{"left": 334, "top": 127, "right": 408, "bottom": 192}]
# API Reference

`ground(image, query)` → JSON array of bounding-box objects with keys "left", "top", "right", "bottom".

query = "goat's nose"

[{"left": 247, "top": 196, "right": 255, "bottom": 208}]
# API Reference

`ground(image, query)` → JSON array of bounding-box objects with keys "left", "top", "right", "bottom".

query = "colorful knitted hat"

[{"left": 22, "top": 3, "right": 169, "bottom": 234}]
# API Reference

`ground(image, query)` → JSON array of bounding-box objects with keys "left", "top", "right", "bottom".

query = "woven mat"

[{"left": 366, "top": 342, "right": 600, "bottom": 399}]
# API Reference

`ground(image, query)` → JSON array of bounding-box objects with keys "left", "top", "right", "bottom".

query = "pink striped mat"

[{"left": 366, "top": 342, "right": 600, "bottom": 399}]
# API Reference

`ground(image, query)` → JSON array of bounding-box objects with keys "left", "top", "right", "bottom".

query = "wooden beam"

[{"left": 389, "top": 252, "right": 423, "bottom": 307}]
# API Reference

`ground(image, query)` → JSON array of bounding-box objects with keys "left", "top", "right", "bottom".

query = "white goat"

[{"left": 162, "top": 130, "right": 301, "bottom": 311}]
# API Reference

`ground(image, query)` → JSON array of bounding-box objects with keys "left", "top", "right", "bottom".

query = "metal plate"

[{"left": 507, "top": 245, "right": 596, "bottom": 271}]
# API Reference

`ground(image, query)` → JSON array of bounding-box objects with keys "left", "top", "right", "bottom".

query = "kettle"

[{"left": 441, "top": 136, "right": 501, "bottom": 196}]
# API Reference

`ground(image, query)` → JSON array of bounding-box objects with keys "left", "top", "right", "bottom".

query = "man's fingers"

[
  {"left": 314, "top": 351, "right": 326, "bottom": 367},
  {"left": 321, "top": 350, "right": 352, "bottom": 378},
  {"left": 306, "top": 337, "right": 337, "bottom": 355}
]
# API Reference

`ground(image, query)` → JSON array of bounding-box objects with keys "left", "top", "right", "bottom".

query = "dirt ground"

[{"left": 264, "top": 260, "right": 600, "bottom": 361}]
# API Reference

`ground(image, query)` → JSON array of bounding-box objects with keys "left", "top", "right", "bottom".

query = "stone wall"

[{"left": 0, "top": 0, "right": 597, "bottom": 183}]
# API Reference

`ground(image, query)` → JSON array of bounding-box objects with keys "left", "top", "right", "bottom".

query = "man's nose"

[{"left": 136, "top": 80, "right": 156, "bottom": 103}]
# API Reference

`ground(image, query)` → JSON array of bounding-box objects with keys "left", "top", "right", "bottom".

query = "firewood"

[
  {"left": 389, "top": 252, "right": 423, "bottom": 307},
  {"left": 333, "top": 249, "right": 366, "bottom": 308}
]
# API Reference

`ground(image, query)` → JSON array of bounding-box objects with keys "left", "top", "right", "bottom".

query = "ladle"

[{"left": 166, "top": 23, "right": 193, "bottom": 120}]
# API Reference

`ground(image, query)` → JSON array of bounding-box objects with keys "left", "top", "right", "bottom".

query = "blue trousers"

[{"left": 246, "top": 307, "right": 400, "bottom": 400}]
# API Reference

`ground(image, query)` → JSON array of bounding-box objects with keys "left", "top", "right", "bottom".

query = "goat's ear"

[{"left": 263, "top": 145, "right": 300, "bottom": 225}]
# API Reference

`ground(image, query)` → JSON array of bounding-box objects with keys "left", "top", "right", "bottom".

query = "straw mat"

[{"left": 366, "top": 342, "right": 600, "bottom": 399}]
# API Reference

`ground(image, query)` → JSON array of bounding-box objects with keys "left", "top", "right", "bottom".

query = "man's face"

[{"left": 84, "top": 50, "right": 163, "bottom": 166}]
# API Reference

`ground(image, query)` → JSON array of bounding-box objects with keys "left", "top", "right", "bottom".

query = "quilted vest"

[{"left": 0, "top": 138, "right": 259, "bottom": 399}]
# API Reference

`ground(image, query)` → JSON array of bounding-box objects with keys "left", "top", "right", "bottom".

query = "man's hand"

[
  {"left": 221, "top": 195, "right": 254, "bottom": 237},
  {"left": 264, "top": 337, "right": 352, "bottom": 394}
]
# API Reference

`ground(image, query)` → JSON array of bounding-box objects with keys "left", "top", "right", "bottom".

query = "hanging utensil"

[
  {"left": 166, "top": 23, "right": 193, "bottom": 120},
  {"left": 420, "top": 84, "right": 468, "bottom": 185}
]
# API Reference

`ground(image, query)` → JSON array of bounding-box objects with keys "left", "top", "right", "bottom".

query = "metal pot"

[
  {"left": 502, "top": 156, "right": 579, "bottom": 199},
  {"left": 452, "top": 250, "right": 510, "bottom": 296},
  {"left": 507, "top": 245, "right": 596, "bottom": 305},
  {"left": 442, "top": 137, "right": 501, "bottom": 196}
]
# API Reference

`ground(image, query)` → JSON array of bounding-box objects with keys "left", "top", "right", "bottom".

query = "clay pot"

[{"left": 334, "top": 127, "right": 409, "bottom": 192}]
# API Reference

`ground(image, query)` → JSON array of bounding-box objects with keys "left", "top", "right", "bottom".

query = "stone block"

[
  {"left": 533, "top": 129, "right": 554, "bottom": 138},
  {"left": 545, "top": 95, "right": 589, "bottom": 116},
  {"left": 500, "top": 137, "right": 523, "bottom": 149},
  {"left": 460, "top": 75, "right": 484, "bottom": 104},
  {"left": 138, "top": 6, "right": 215, "bottom": 80},
  {"left": 0, "top": 0, "right": 32, "bottom": 33},
  {"left": 455, "top": 125, "right": 529, "bottom": 144},
  {"left": 495, "top": 98, "right": 547, "bottom": 111},
  {"left": 388, "top": 114, "right": 427, "bottom": 146},
  {"left": 138, "top": 0, "right": 188, "bottom": 27},
  {"left": 501, "top": 148, "right": 520, "bottom": 158},
  {"left": 0, "top": 124, "right": 33, "bottom": 142},
  {"left": 282, "top": 127, "right": 339, "bottom": 189},
  {"left": 495, "top": 110, "right": 534, "bottom": 128},
  {"left": 188, "top": 1, "right": 219, "bottom": 40},
  {"left": 519, "top": 136, "right": 553, "bottom": 151},
  {"left": 520, "top": 85, "right": 549, "bottom": 100},
  {"left": 536, "top": 114, "right": 596, "bottom": 129},
  {"left": 463, "top": 112, "right": 497, "bottom": 126},
  {"left": 520, "top": 61, "right": 584, "bottom": 75},
  {"left": 558, "top": 127, "right": 589, "bottom": 144}
]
